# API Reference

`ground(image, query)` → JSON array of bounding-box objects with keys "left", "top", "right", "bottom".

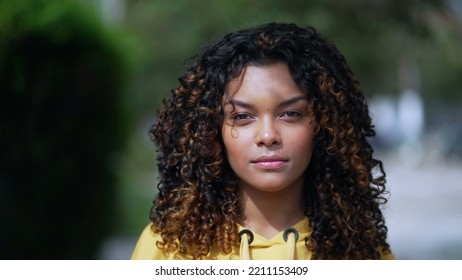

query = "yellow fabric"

[{"left": 130, "top": 218, "right": 394, "bottom": 260}]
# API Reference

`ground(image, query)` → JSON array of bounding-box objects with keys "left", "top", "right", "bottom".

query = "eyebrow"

[{"left": 224, "top": 95, "right": 308, "bottom": 109}]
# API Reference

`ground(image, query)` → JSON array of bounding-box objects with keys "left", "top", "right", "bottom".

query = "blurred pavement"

[{"left": 384, "top": 153, "right": 462, "bottom": 259}]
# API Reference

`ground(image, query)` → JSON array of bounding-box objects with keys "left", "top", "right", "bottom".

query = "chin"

[{"left": 244, "top": 181, "right": 295, "bottom": 193}]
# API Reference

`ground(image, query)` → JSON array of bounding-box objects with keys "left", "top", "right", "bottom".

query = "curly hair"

[{"left": 149, "top": 22, "right": 391, "bottom": 259}]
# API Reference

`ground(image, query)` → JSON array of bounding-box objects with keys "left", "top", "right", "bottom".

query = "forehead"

[{"left": 224, "top": 63, "right": 304, "bottom": 101}]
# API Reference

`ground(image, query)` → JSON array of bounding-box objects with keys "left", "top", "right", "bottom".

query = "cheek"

[
  {"left": 222, "top": 127, "right": 241, "bottom": 159},
  {"left": 222, "top": 127, "right": 253, "bottom": 166},
  {"left": 288, "top": 128, "right": 315, "bottom": 155}
]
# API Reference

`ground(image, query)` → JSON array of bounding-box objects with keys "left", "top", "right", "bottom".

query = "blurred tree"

[
  {"left": 0, "top": 0, "right": 133, "bottom": 259},
  {"left": 122, "top": 0, "right": 461, "bottom": 109}
]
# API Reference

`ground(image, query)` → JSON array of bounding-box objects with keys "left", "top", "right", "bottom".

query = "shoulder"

[
  {"left": 130, "top": 224, "right": 165, "bottom": 260},
  {"left": 130, "top": 224, "right": 193, "bottom": 260}
]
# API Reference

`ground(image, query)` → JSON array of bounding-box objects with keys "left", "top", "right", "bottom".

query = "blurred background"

[{"left": 1, "top": 0, "right": 461, "bottom": 260}]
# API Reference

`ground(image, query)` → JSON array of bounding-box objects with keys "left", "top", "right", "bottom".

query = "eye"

[
  {"left": 227, "top": 112, "right": 254, "bottom": 126},
  {"left": 280, "top": 111, "right": 302, "bottom": 118},
  {"left": 233, "top": 113, "right": 252, "bottom": 120}
]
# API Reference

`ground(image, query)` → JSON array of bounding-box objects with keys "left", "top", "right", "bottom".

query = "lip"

[{"left": 251, "top": 155, "right": 288, "bottom": 169}]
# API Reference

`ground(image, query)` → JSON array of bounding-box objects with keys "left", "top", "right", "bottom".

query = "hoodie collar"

[{"left": 237, "top": 217, "right": 312, "bottom": 247}]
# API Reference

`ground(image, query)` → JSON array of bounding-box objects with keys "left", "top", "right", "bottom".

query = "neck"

[{"left": 239, "top": 184, "right": 305, "bottom": 240}]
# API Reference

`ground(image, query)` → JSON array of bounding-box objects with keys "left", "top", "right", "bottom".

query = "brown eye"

[
  {"left": 280, "top": 111, "right": 302, "bottom": 118},
  {"left": 233, "top": 113, "right": 251, "bottom": 120},
  {"left": 229, "top": 113, "right": 254, "bottom": 126}
]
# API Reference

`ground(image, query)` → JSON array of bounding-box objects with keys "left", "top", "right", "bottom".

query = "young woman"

[{"left": 131, "top": 23, "right": 394, "bottom": 260}]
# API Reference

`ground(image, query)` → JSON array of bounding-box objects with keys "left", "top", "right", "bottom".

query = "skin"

[{"left": 221, "top": 63, "right": 318, "bottom": 239}]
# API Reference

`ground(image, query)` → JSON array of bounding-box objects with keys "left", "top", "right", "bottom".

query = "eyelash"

[
  {"left": 230, "top": 111, "right": 303, "bottom": 121},
  {"left": 281, "top": 111, "right": 302, "bottom": 118},
  {"left": 232, "top": 113, "right": 252, "bottom": 120}
]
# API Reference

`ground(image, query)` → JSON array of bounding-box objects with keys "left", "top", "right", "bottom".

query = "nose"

[{"left": 255, "top": 117, "right": 281, "bottom": 147}]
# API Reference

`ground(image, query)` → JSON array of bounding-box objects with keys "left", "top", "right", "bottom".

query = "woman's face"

[{"left": 221, "top": 63, "right": 317, "bottom": 194}]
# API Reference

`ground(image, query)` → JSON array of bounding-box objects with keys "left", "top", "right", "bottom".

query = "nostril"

[
  {"left": 256, "top": 131, "right": 281, "bottom": 147},
  {"left": 255, "top": 124, "right": 281, "bottom": 146}
]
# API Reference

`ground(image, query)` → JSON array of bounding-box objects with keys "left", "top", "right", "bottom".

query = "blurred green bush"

[{"left": 0, "top": 0, "right": 133, "bottom": 259}]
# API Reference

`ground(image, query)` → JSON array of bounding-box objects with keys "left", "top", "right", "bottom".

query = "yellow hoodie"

[{"left": 130, "top": 218, "right": 394, "bottom": 260}]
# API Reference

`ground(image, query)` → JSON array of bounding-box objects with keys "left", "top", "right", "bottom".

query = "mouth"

[{"left": 251, "top": 155, "right": 288, "bottom": 169}]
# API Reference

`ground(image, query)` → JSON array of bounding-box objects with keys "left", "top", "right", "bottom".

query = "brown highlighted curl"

[{"left": 150, "top": 23, "right": 391, "bottom": 259}]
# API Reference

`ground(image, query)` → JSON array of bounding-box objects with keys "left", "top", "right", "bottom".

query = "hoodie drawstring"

[
  {"left": 283, "top": 227, "right": 299, "bottom": 260},
  {"left": 239, "top": 229, "right": 253, "bottom": 260},
  {"left": 239, "top": 227, "right": 299, "bottom": 260}
]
